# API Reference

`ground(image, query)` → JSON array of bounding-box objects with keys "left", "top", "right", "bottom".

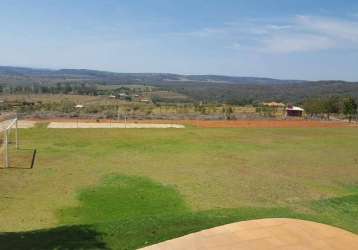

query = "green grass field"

[{"left": 0, "top": 127, "right": 357, "bottom": 249}]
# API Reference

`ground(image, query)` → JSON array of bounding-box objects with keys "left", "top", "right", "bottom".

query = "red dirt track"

[
  {"left": 29, "top": 118, "right": 357, "bottom": 128},
  {"left": 181, "top": 120, "right": 358, "bottom": 128}
]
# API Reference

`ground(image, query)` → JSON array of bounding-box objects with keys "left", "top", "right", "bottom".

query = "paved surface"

[
  {"left": 0, "top": 120, "right": 36, "bottom": 130},
  {"left": 140, "top": 219, "right": 358, "bottom": 250},
  {"left": 47, "top": 122, "right": 185, "bottom": 129},
  {"left": 17, "top": 120, "right": 37, "bottom": 128}
]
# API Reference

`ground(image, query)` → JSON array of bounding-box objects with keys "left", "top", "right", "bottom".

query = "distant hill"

[
  {"left": 0, "top": 66, "right": 304, "bottom": 85},
  {"left": 0, "top": 66, "right": 357, "bottom": 104}
]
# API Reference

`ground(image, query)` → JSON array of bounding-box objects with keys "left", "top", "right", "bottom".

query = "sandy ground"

[
  {"left": 17, "top": 120, "right": 37, "bottom": 128},
  {"left": 47, "top": 122, "right": 185, "bottom": 129},
  {"left": 0, "top": 120, "right": 36, "bottom": 130},
  {"left": 141, "top": 218, "right": 358, "bottom": 250}
]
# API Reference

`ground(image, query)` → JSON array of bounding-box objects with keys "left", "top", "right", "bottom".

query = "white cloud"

[
  {"left": 262, "top": 34, "right": 336, "bottom": 53},
  {"left": 163, "top": 15, "right": 358, "bottom": 54},
  {"left": 296, "top": 15, "right": 358, "bottom": 42},
  {"left": 226, "top": 42, "right": 242, "bottom": 50},
  {"left": 266, "top": 24, "right": 292, "bottom": 30},
  {"left": 245, "top": 16, "right": 358, "bottom": 53},
  {"left": 166, "top": 27, "right": 227, "bottom": 38}
]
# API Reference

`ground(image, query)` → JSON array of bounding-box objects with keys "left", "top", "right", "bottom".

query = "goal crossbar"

[{"left": 1, "top": 118, "right": 19, "bottom": 168}]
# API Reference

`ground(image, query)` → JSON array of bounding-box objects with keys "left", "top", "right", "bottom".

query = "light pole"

[
  {"left": 74, "top": 104, "right": 84, "bottom": 128},
  {"left": 117, "top": 105, "right": 121, "bottom": 121}
]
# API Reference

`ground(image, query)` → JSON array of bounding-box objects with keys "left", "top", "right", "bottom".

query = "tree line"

[
  {"left": 303, "top": 96, "right": 357, "bottom": 121},
  {"left": 0, "top": 82, "right": 98, "bottom": 95}
]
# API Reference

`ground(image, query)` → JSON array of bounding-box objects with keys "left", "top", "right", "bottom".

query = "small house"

[
  {"left": 286, "top": 106, "right": 304, "bottom": 117},
  {"left": 118, "top": 93, "right": 131, "bottom": 101}
]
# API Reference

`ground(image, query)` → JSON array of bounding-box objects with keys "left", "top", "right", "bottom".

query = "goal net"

[
  {"left": 0, "top": 118, "right": 19, "bottom": 168},
  {"left": 0, "top": 117, "right": 36, "bottom": 169}
]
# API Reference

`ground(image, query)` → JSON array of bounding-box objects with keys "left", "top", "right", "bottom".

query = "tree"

[
  {"left": 60, "top": 100, "right": 76, "bottom": 113},
  {"left": 343, "top": 97, "right": 357, "bottom": 122},
  {"left": 303, "top": 99, "right": 325, "bottom": 117},
  {"left": 222, "top": 105, "right": 234, "bottom": 120},
  {"left": 323, "top": 96, "right": 340, "bottom": 119},
  {"left": 63, "top": 83, "right": 73, "bottom": 94}
]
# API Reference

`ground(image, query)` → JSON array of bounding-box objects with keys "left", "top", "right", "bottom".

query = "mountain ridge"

[
  {"left": 0, "top": 66, "right": 309, "bottom": 85},
  {"left": 1, "top": 66, "right": 358, "bottom": 104}
]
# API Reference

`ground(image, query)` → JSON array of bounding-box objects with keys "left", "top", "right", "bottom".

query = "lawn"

[{"left": 0, "top": 127, "right": 357, "bottom": 249}]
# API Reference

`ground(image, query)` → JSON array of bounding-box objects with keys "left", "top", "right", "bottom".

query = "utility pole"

[
  {"left": 74, "top": 105, "right": 84, "bottom": 128},
  {"left": 4, "top": 129, "right": 8, "bottom": 168},
  {"left": 124, "top": 113, "right": 127, "bottom": 128},
  {"left": 117, "top": 105, "right": 121, "bottom": 121},
  {"left": 15, "top": 117, "right": 18, "bottom": 150}
]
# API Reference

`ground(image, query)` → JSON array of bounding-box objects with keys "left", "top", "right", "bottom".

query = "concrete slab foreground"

[
  {"left": 47, "top": 122, "right": 185, "bottom": 129},
  {"left": 0, "top": 120, "right": 36, "bottom": 130},
  {"left": 140, "top": 219, "right": 358, "bottom": 250}
]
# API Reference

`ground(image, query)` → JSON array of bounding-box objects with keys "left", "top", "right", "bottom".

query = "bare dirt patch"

[
  {"left": 0, "top": 120, "right": 36, "bottom": 130},
  {"left": 179, "top": 120, "right": 358, "bottom": 128},
  {"left": 47, "top": 122, "right": 184, "bottom": 129},
  {"left": 140, "top": 219, "right": 358, "bottom": 250}
]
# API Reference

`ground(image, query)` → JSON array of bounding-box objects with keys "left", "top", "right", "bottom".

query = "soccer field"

[{"left": 0, "top": 126, "right": 357, "bottom": 249}]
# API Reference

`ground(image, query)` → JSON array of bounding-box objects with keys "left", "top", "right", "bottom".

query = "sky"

[{"left": 1, "top": 0, "right": 358, "bottom": 81}]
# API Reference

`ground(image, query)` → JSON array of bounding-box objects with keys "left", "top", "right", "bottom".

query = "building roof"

[
  {"left": 263, "top": 102, "right": 286, "bottom": 107},
  {"left": 286, "top": 106, "right": 304, "bottom": 111}
]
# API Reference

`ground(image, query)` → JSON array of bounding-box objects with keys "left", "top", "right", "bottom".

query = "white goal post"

[{"left": 0, "top": 118, "right": 19, "bottom": 168}]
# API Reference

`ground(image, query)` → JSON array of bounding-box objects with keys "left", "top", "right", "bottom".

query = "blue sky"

[{"left": 1, "top": 0, "right": 358, "bottom": 80}]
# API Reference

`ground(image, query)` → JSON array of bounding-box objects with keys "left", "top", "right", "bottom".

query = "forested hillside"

[{"left": 0, "top": 66, "right": 357, "bottom": 104}]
